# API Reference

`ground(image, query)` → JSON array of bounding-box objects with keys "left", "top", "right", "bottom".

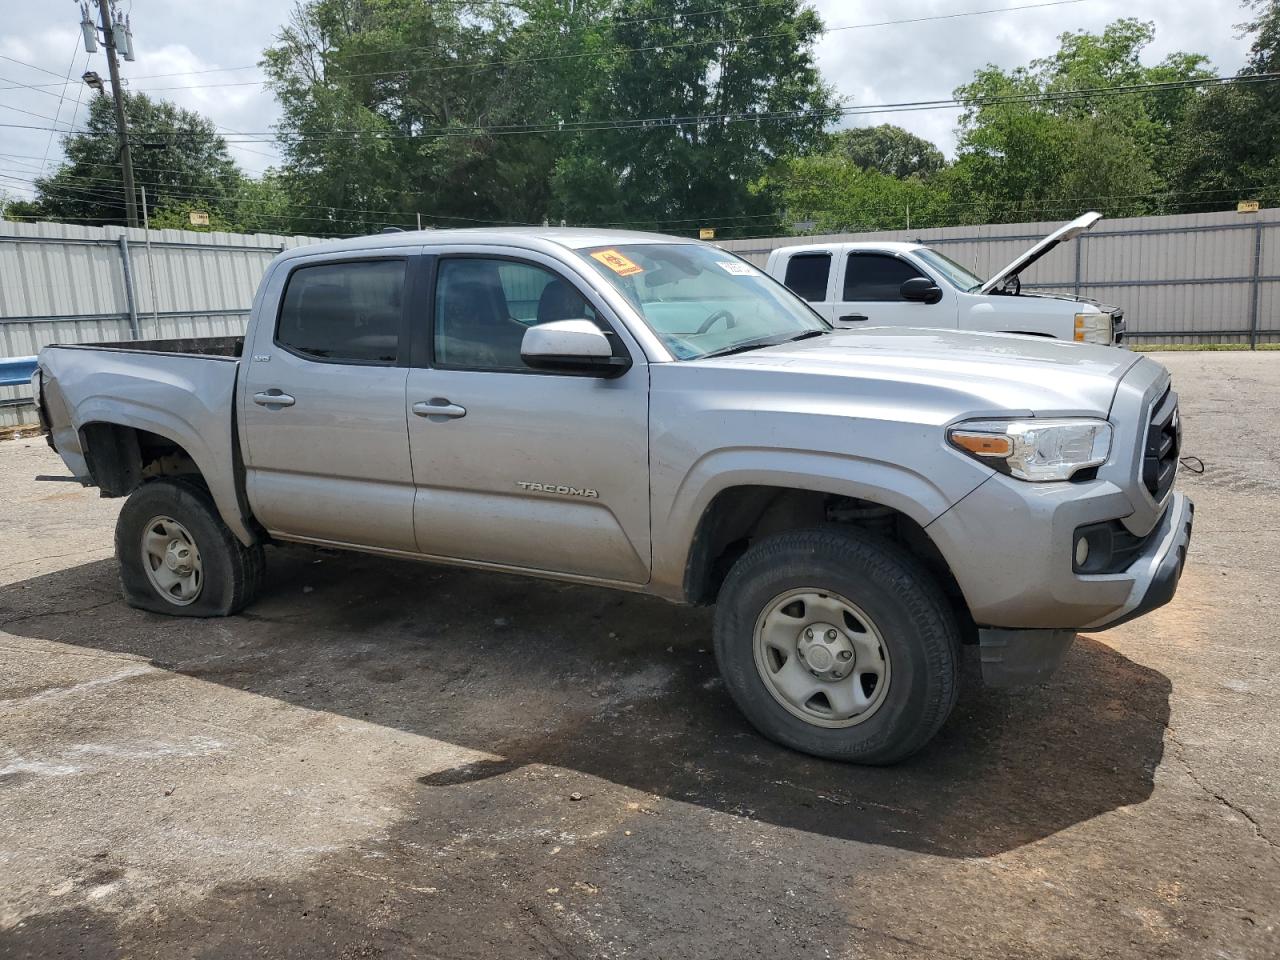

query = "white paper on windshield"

[{"left": 717, "top": 260, "right": 757, "bottom": 276}]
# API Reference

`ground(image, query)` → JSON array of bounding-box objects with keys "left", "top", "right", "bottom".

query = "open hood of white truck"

[{"left": 978, "top": 211, "right": 1102, "bottom": 295}]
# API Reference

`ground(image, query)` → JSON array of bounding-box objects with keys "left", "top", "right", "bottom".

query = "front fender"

[{"left": 649, "top": 447, "right": 987, "bottom": 600}]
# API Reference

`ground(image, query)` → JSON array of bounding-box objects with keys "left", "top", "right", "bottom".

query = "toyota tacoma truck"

[
  {"left": 32, "top": 227, "right": 1192, "bottom": 764},
  {"left": 765, "top": 211, "right": 1126, "bottom": 345}
]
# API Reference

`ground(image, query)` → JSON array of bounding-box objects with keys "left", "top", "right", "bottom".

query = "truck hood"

[
  {"left": 978, "top": 211, "right": 1101, "bottom": 295},
  {"left": 698, "top": 327, "right": 1143, "bottom": 418}
]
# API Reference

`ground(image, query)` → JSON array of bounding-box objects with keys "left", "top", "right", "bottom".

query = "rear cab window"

[
  {"left": 783, "top": 253, "right": 832, "bottom": 302},
  {"left": 276, "top": 259, "right": 406, "bottom": 364}
]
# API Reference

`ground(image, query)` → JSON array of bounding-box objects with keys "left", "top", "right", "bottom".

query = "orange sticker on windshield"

[{"left": 591, "top": 249, "right": 644, "bottom": 276}]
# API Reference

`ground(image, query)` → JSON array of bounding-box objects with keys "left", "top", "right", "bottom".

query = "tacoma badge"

[{"left": 517, "top": 481, "right": 599, "bottom": 499}]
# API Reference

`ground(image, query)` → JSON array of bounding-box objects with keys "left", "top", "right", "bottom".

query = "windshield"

[
  {"left": 915, "top": 247, "right": 985, "bottom": 292},
  {"left": 578, "top": 243, "right": 828, "bottom": 360}
]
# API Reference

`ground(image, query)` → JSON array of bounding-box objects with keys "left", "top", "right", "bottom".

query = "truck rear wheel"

[
  {"left": 115, "top": 477, "right": 264, "bottom": 617},
  {"left": 713, "top": 527, "right": 959, "bottom": 764}
]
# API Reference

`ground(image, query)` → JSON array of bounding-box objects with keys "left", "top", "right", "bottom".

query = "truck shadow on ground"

[{"left": 0, "top": 545, "right": 1172, "bottom": 861}]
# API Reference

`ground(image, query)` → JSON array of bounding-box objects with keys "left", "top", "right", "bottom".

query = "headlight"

[
  {"left": 1074, "top": 312, "right": 1112, "bottom": 344},
  {"left": 948, "top": 418, "right": 1112, "bottom": 481}
]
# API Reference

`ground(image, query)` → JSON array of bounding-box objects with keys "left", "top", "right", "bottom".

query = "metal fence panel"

[{"left": 0, "top": 221, "right": 324, "bottom": 426}]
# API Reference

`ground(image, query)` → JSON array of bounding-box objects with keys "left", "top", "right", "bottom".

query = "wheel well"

[
  {"left": 683, "top": 485, "right": 972, "bottom": 631},
  {"left": 79, "top": 423, "right": 204, "bottom": 498}
]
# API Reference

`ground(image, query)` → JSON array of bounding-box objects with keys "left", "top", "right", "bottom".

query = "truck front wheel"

[
  {"left": 713, "top": 527, "right": 959, "bottom": 764},
  {"left": 115, "top": 477, "right": 265, "bottom": 617}
]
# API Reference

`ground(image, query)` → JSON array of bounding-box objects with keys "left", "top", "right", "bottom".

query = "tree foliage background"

[{"left": 8, "top": 0, "right": 1280, "bottom": 237}]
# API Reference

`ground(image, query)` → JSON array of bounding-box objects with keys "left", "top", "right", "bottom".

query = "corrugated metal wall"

[
  {"left": 3, "top": 210, "right": 1276, "bottom": 426},
  {"left": 721, "top": 208, "right": 1280, "bottom": 347},
  {"left": 0, "top": 221, "right": 323, "bottom": 426}
]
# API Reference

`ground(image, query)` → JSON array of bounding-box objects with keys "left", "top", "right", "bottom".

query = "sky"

[{"left": 0, "top": 0, "right": 1258, "bottom": 203}]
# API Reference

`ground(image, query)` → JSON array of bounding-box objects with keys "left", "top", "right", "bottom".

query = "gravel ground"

[{"left": 0, "top": 351, "right": 1277, "bottom": 960}]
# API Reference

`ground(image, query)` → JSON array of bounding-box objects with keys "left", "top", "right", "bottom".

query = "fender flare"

[
  {"left": 652, "top": 447, "right": 981, "bottom": 599},
  {"left": 74, "top": 396, "right": 256, "bottom": 546}
]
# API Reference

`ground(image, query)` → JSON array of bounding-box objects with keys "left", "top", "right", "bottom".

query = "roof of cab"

[
  {"left": 274, "top": 226, "right": 692, "bottom": 263},
  {"left": 769, "top": 240, "right": 925, "bottom": 257}
]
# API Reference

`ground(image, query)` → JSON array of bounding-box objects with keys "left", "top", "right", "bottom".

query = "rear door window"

[
  {"left": 276, "top": 259, "right": 406, "bottom": 364},
  {"left": 782, "top": 253, "right": 832, "bottom": 302},
  {"left": 842, "top": 254, "right": 925, "bottom": 302}
]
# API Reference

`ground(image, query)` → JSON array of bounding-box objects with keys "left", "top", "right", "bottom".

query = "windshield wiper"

[{"left": 699, "top": 329, "right": 828, "bottom": 360}]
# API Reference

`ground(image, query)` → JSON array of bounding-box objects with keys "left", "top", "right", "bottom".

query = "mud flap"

[{"left": 978, "top": 628, "right": 1076, "bottom": 688}]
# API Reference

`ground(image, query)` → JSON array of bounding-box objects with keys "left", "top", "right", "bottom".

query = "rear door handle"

[
  {"left": 839, "top": 314, "right": 869, "bottom": 323},
  {"left": 413, "top": 399, "right": 467, "bottom": 420},
  {"left": 253, "top": 390, "right": 295, "bottom": 407}
]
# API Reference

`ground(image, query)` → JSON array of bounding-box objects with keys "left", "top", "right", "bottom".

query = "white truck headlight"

[
  {"left": 948, "top": 418, "right": 1112, "bottom": 481},
  {"left": 1074, "top": 312, "right": 1112, "bottom": 344}
]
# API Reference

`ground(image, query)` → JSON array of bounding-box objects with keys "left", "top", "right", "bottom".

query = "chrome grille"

[{"left": 1142, "top": 387, "right": 1179, "bottom": 500}]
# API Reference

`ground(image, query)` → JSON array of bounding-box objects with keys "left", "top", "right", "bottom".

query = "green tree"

[
  {"left": 1167, "top": 1, "right": 1280, "bottom": 211},
  {"left": 22, "top": 92, "right": 242, "bottom": 226},
  {"left": 550, "top": 0, "right": 834, "bottom": 236},
  {"left": 262, "top": 0, "right": 832, "bottom": 237},
  {"left": 948, "top": 19, "right": 1212, "bottom": 221},
  {"left": 262, "top": 0, "right": 577, "bottom": 235},
  {"left": 834, "top": 124, "right": 945, "bottom": 180},
  {"left": 757, "top": 151, "right": 951, "bottom": 234}
]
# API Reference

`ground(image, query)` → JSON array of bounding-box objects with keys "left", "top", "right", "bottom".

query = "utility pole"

[{"left": 95, "top": 0, "right": 138, "bottom": 227}]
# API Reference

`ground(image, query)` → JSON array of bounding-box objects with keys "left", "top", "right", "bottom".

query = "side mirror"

[
  {"left": 521, "top": 319, "right": 631, "bottom": 377},
  {"left": 901, "top": 277, "right": 943, "bottom": 304}
]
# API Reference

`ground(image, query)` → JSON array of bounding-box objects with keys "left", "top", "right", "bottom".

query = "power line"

[
  {"left": 3, "top": 73, "right": 1275, "bottom": 148},
  {"left": 0, "top": 100, "right": 76, "bottom": 125},
  {"left": 0, "top": 169, "right": 525, "bottom": 224},
  {"left": 58, "top": 54, "right": 94, "bottom": 166},
  {"left": 0, "top": 167, "right": 782, "bottom": 230},
  {"left": 0, "top": 72, "right": 68, "bottom": 100},
  {"left": 159, "top": 73, "right": 1280, "bottom": 142},
  {"left": 5, "top": 161, "right": 1267, "bottom": 233},
  {"left": 0, "top": 53, "right": 72, "bottom": 81},
  {"left": 39, "top": 36, "right": 84, "bottom": 177}
]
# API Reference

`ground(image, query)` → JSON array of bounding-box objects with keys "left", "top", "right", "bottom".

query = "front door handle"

[
  {"left": 253, "top": 390, "right": 295, "bottom": 407},
  {"left": 839, "top": 314, "right": 869, "bottom": 323},
  {"left": 413, "top": 398, "right": 467, "bottom": 420}
]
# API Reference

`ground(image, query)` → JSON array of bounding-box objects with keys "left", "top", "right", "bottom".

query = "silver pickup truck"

[{"left": 33, "top": 228, "right": 1193, "bottom": 764}]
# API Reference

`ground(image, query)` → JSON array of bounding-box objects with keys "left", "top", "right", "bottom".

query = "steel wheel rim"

[
  {"left": 140, "top": 515, "right": 203, "bottom": 606},
  {"left": 752, "top": 588, "right": 892, "bottom": 728}
]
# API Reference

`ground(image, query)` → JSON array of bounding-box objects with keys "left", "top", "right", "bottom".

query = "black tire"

[
  {"left": 713, "top": 526, "right": 960, "bottom": 764},
  {"left": 115, "top": 477, "right": 265, "bottom": 617}
]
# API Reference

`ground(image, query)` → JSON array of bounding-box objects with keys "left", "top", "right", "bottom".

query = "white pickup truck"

[{"left": 765, "top": 212, "right": 1124, "bottom": 345}]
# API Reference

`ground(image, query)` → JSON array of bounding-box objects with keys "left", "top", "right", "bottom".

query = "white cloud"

[{"left": 811, "top": 0, "right": 1254, "bottom": 154}]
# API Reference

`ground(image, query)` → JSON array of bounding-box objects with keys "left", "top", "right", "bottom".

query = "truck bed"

[
  {"left": 36, "top": 337, "right": 250, "bottom": 542},
  {"left": 55, "top": 335, "right": 244, "bottom": 358}
]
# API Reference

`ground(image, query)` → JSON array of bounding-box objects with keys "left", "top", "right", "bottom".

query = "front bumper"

[
  {"left": 971, "top": 493, "right": 1192, "bottom": 687},
  {"left": 925, "top": 471, "right": 1193, "bottom": 630},
  {"left": 1081, "top": 491, "right": 1193, "bottom": 630}
]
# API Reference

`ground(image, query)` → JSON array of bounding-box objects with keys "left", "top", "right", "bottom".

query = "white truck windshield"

[
  {"left": 579, "top": 243, "right": 828, "bottom": 360},
  {"left": 914, "top": 247, "right": 985, "bottom": 292}
]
